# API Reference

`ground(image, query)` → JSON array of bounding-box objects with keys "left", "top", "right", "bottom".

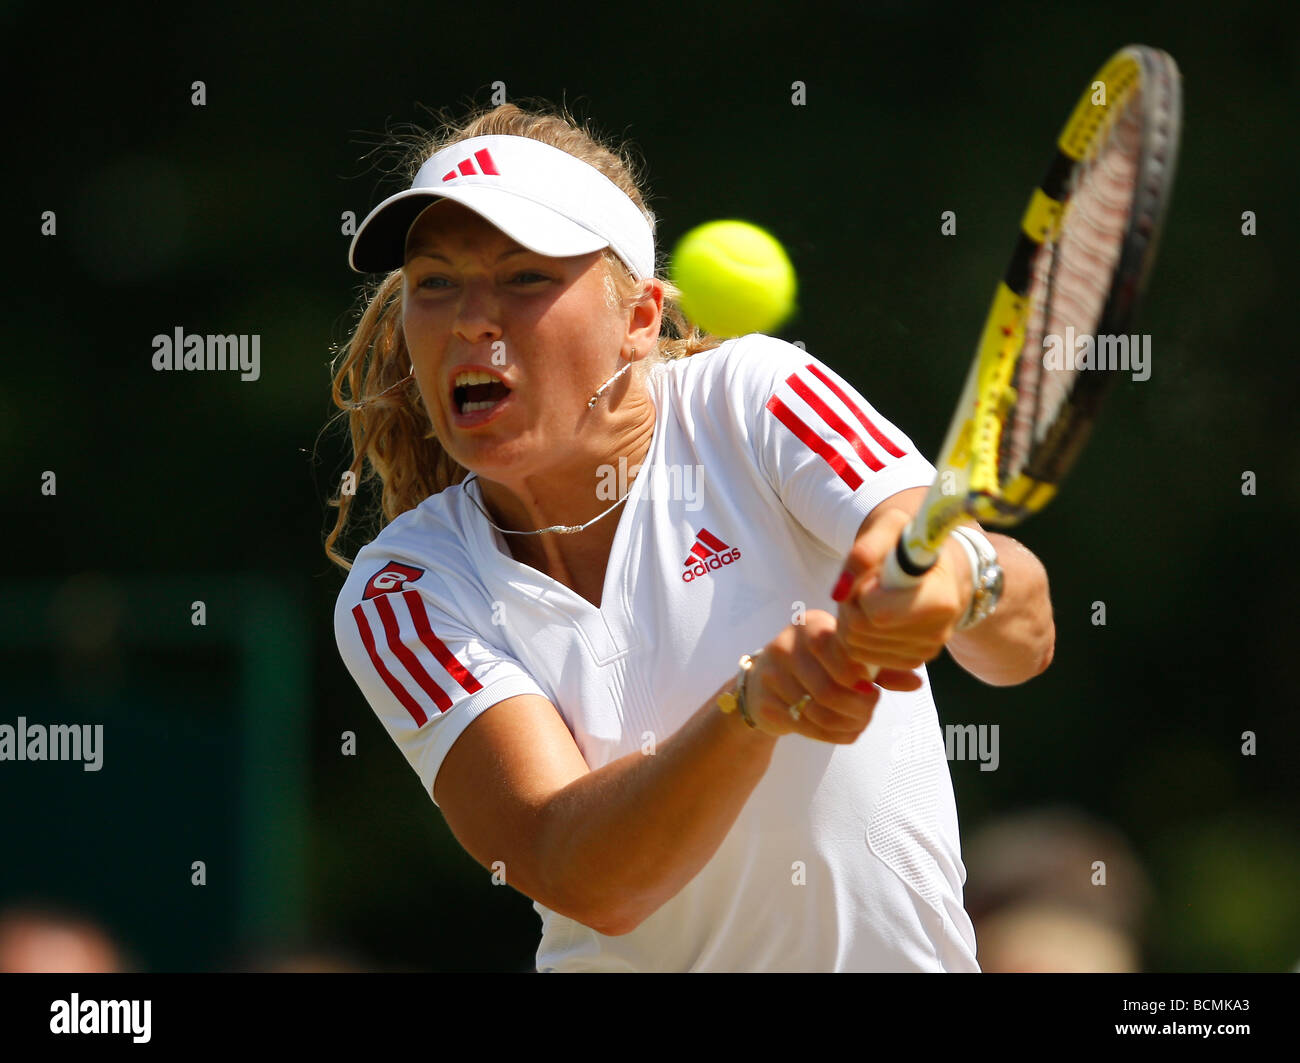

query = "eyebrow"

[{"left": 404, "top": 245, "right": 531, "bottom": 265}]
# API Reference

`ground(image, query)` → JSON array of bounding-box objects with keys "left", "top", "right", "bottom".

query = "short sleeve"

[
  {"left": 720, "top": 335, "right": 937, "bottom": 560},
  {"left": 334, "top": 559, "right": 548, "bottom": 806}
]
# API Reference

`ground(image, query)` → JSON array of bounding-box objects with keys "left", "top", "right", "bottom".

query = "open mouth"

[{"left": 452, "top": 370, "right": 512, "bottom": 415}]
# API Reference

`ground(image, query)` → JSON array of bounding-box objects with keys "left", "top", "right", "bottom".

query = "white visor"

[{"left": 348, "top": 134, "right": 655, "bottom": 279}]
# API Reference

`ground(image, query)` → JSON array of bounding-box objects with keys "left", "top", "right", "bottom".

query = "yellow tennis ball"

[{"left": 669, "top": 220, "right": 797, "bottom": 337}]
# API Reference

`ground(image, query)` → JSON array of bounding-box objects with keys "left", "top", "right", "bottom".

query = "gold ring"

[{"left": 788, "top": 693, "right": 812, "bottom": 721}]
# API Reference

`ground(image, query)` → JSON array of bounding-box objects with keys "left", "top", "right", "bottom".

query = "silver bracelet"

[{"left": 952, "top": 526, "right": 1004, "bottom": 631}]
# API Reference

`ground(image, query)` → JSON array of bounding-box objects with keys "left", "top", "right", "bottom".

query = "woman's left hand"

[{"left": 829, "top": 505, "right": 974, "bottom": 673}]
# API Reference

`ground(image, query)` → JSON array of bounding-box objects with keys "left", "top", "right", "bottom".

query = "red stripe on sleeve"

[
  {"left": 374, "top": 595, "right": 453, "bottom": 713},
  {"left": 804, "top": 364, "right": 906, "bottom": 458},
  {"left": 404, "top": 590, "right": 484, "bottom": 695},
  {"left": 765, "top": 396, "right": 863, "bottom": 490},
  {"left": 697, "top": 528, "right": 729, "bottom": 552},
  {"left": 788, "top": 374, "right": 884, "bottom": 471},
  {"left": 351, "top": 603, "right": 429, "bottom": 726}
]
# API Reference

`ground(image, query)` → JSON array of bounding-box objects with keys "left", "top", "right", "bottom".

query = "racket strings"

[{"left": 1000, "top": 88, "right": 1143, "bottom": 481}]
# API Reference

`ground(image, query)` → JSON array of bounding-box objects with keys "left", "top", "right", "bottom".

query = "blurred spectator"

[
  {"left": 0, "top": 904, "right": 127, "bottom": 973},
  {"left": 962, "top": 807, "right": 1153, "bottom": 972}
]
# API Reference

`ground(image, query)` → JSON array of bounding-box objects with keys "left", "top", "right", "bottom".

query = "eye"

[
  {"left": 511, "top": 271, "right": 551, "bottom": 285},
  {"left": 416, "top": 275, "right": 453, "bottom": 290}
]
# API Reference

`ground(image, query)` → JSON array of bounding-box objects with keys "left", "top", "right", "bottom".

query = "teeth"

[
  {"left": 461, "top": 399, "right": 500, "bottom": 413},
  {"left": 454, "top": 370, "right": 498, "bottom": 388}
]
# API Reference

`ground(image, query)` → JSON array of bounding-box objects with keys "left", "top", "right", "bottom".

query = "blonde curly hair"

[{"left": 324, "top": 101, "right": 721, "bottom": 571}]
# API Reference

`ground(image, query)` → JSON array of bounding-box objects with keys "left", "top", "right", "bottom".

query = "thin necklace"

[
  {"left": 464, "top": 474, "right": 635, "bottom": 536},
  {"left": 463, "top": 355, "right": 652, "bottom": 536}
]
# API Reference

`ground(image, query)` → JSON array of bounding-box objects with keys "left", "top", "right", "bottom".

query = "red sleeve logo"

[{"left": 363, "top": 562, "right": 426, "bottom": 600}]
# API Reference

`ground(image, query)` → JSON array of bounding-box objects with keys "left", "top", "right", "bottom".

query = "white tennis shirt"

[{"left": 334, "top": 334, "right": 980, "bottom": 972}]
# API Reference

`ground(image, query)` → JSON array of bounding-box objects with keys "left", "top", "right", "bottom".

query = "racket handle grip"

[
  {"left": 861, "top": 529, "right": 933, "bottom": 682},
  {"left": 882, "top": 531, "right": 930, "bottom": 590}
]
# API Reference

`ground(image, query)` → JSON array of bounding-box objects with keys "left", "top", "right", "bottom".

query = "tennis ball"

[{"left": 669, "top": 220, "right": 797, "bottom": 337}]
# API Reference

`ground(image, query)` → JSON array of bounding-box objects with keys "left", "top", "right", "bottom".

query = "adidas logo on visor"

[
  {"left": 349, "top": 134, "right": 656, "bottom": 279},
  {"left": 442, "top": 148, "right": 501, "bottom": 182}
]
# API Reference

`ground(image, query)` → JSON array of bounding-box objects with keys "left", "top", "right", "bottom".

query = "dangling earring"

[{"left": 587, "top": 348, "right": 636, "bottom": 409}]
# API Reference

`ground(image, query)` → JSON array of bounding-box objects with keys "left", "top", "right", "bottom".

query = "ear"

[{"left": 625, "top": 277, "right": 665, "bottom": 357}]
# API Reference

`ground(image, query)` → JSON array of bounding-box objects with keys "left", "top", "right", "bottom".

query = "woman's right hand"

[{"left": 744, "top": 609, "right": 923, "bottom": 743}]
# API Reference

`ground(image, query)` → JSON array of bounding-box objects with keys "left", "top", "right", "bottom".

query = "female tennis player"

[{"left": 325, "top": 102, "right": 1055, "bottom": 972}]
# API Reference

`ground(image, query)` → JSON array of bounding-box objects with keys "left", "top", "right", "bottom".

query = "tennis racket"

[{"left": 875, "top": 44, "right": 1182, "bottom": 616}]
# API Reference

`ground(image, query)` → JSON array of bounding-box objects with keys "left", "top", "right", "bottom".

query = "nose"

[{"left": 452, "top": 276, "right": 503, "bottom": 346}]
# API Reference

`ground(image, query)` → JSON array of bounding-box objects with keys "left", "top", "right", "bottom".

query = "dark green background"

[{"left": 4, "top": 0, "right": 1298, "bottom": 971}]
